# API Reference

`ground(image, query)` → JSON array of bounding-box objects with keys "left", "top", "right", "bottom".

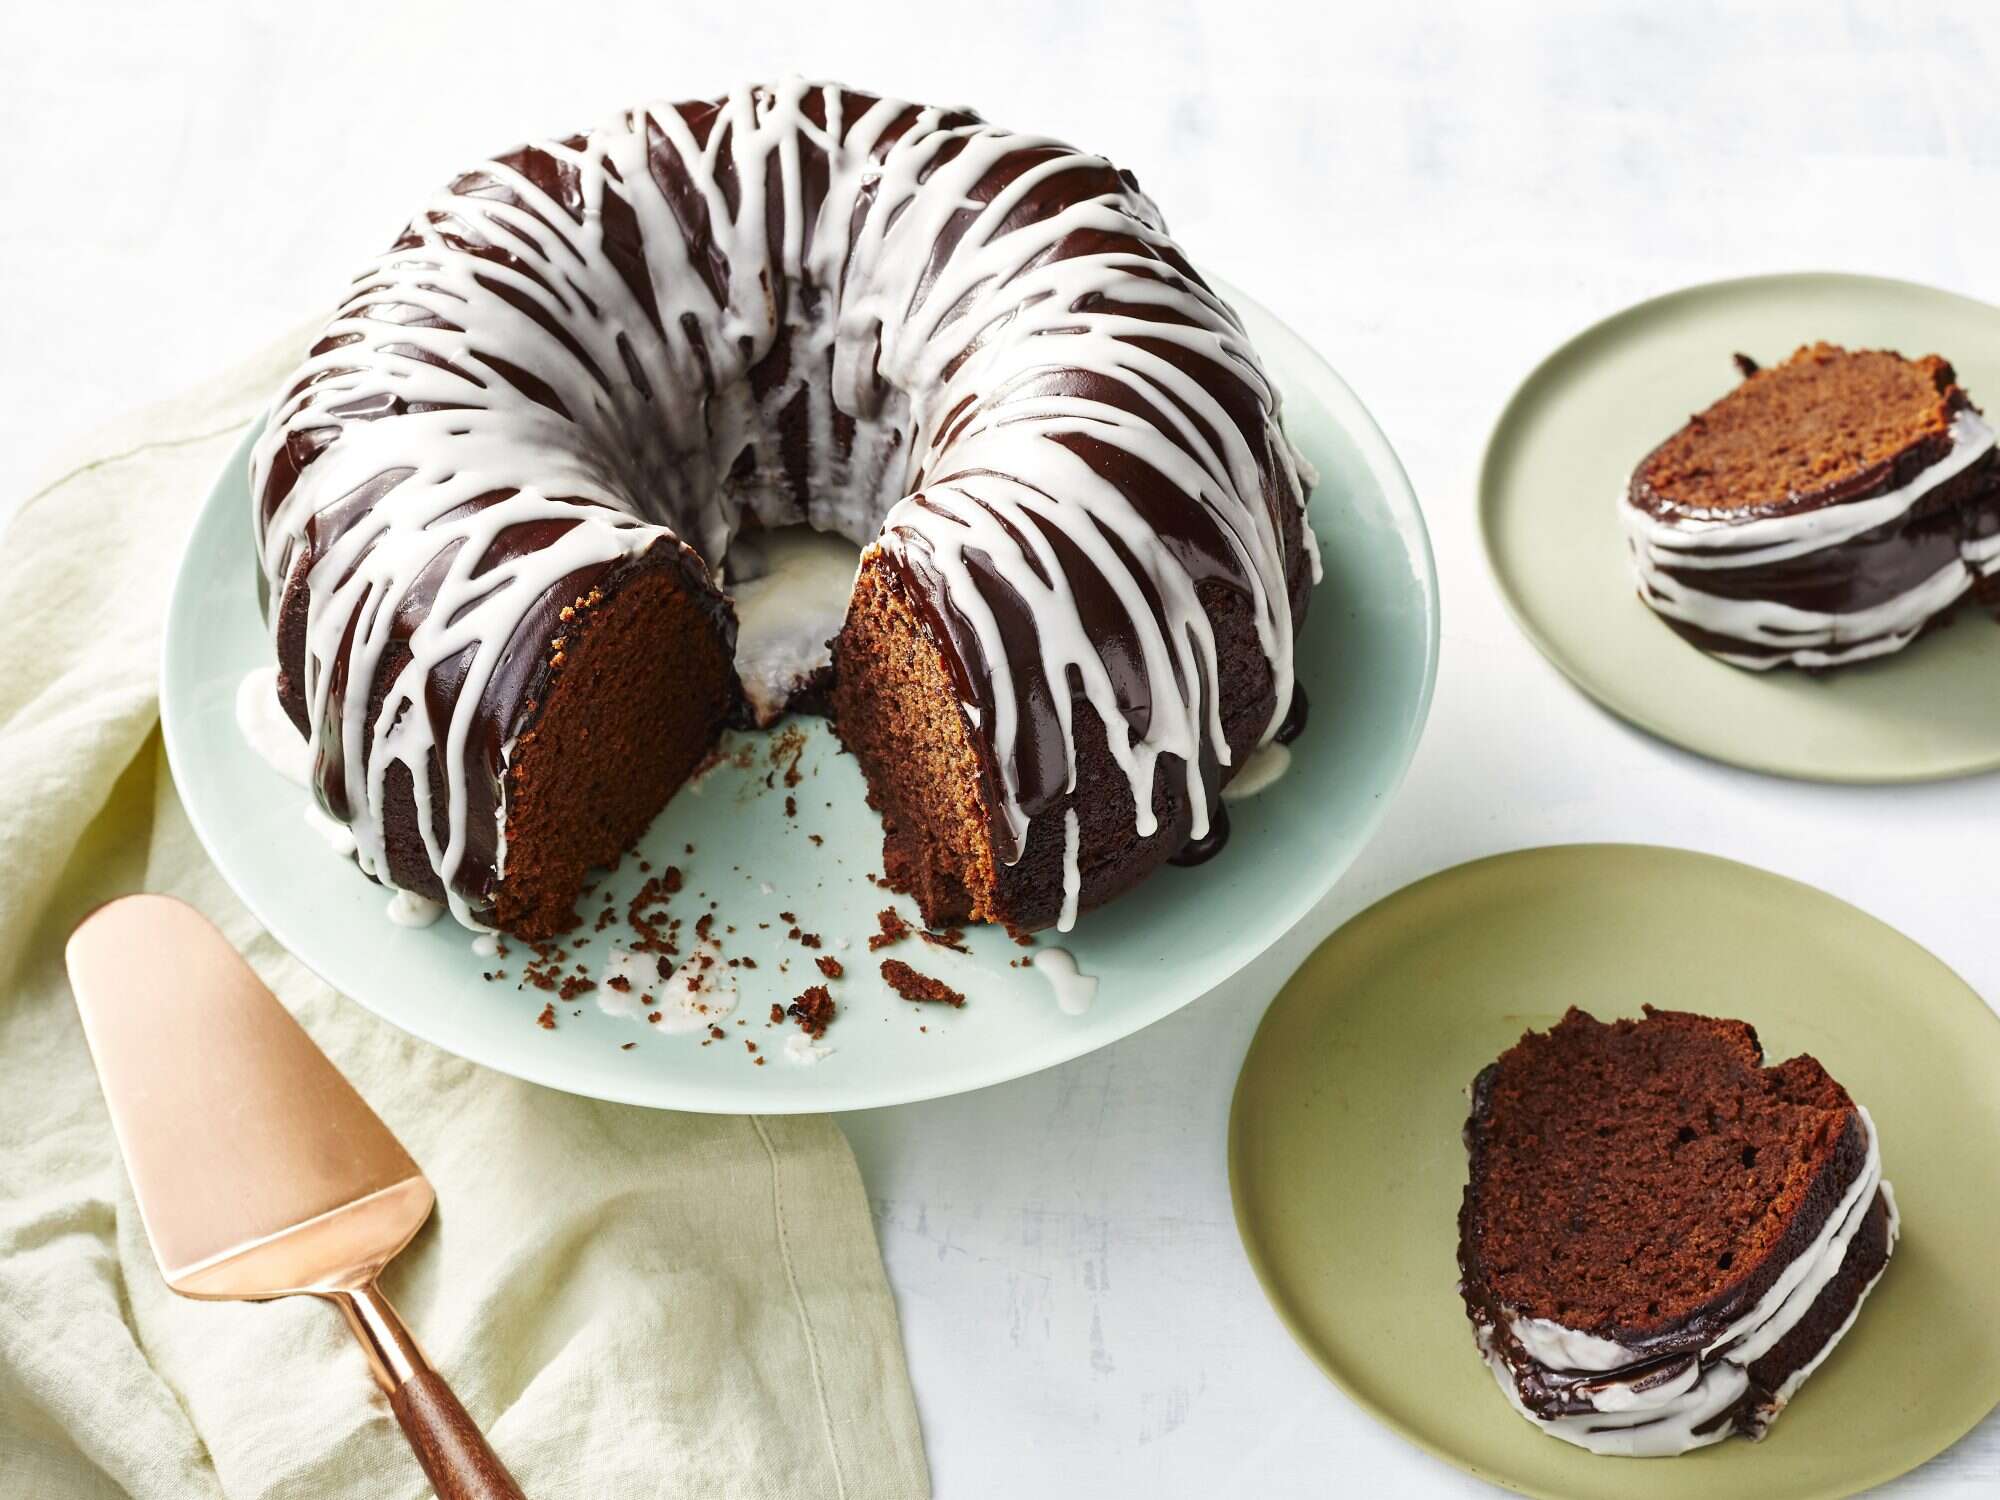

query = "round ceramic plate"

[
  {"left": 1230, "top": 844, "right": 2000, "bottom": 1500},
  {"left": 160, "top": 283, "right": 1438, "bottom": 1113},
  {"left": 1481, "top": 272, "right": 2000, "bottom": 782}
]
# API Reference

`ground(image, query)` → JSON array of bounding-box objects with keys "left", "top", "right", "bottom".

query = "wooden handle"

[
  {"left": 390, "top": 1368, "right": 528, "bottom": 1500},
  {"left": 327, "top": 1283, "right": 527, "bottom": 1500}
]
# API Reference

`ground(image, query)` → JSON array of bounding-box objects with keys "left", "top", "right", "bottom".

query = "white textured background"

[{"left": 7, "top": 2, "right": 1999, "bottom": 1494}]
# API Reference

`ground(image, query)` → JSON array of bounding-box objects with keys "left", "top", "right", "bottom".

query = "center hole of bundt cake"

[{"left": 721, "top": 525, "right": 866, "bottom": 726}]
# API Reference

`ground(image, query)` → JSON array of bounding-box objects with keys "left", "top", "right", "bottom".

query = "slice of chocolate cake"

[
  {"left": 1623, "top": 343, "right": 2000, "bottom": 669},
  {"left": 1458, "top": 1008, "right": 1897, "bottom": 1457}
]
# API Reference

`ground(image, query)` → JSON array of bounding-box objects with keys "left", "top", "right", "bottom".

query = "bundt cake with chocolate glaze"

[
  {"left": 1459, "top": 1008, "right": 1897, "bottom": 1457},
  {"left": 251, "top": 80, "right": 1319, "bottom": 940},
  {"left": 1623, "top": 343, "right": 2000, "bottom": 669}
]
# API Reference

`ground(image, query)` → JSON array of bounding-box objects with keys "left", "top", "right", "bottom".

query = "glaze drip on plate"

[{"left": 251, "top": 80, "right": 1317, "bottom": 931}]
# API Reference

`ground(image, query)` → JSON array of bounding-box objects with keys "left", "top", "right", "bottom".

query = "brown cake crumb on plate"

[
  {"left": 787, "top": 984, "right": 837, "bottom": 1037},
  {"left": 880, "top": 959, "right": 965, "bottom": 1007},
  {"left": 869, "top": 907, "right": 911, "bottom": 950}
]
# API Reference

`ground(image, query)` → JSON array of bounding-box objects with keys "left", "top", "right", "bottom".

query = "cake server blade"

[{"left": 66, "top": 894, "right": 526, "bottom": 1500}]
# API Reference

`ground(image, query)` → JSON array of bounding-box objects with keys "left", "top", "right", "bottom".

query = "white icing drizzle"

[
  {"left": 725, "top": 527, "right": 861, "bottom": 725},
  {"left": 384, "top": 890, "right": 444, "bottom": 927},
  {"left": 492, "top": 736, "right": 516, "bottom": 881},
  {"left": 1220, "top": 741, "right": 1291, "bottom": 801},
  {"left": 1057, "top": 807, "right": 1082, "bottom": 933},
  {"left": 250, "top": 79, "right": 1313, "bottom": 930},
  {"left": 645, "top": 945, "right": 738, "bottom": 1034},
  {"left": 303, "top": 802, "right": 358, "bottom": 857},
  {"left": 600, "top": 943, "right": 656, "bottom": 992},
  {"left": 470, "top": 931, "right": 500, "bottom": 958},
  {"left": 236, "top": 667, "right": 310, "bottom": 786},
  {"left": 1771, "top": 1181, "right": 1897, "bottom": 1408},
  {"left": 595, "top": 941, "right": 736, "bottom": 1032},
  {"left": 1486, "top": 1106, "right": 1896, "bottom": 1456},
  {"left": 783, "top": 1032, "right": 834, "bottom": 1065},
  {"left": 1623, "top": 410, "right": 2000, "bottom": 669},
  {"left": 595, "top": 966, "right": 649, "bottom": 1020},
  {"left": 1030, "top": 946, "right": 1097, "bottom": 1015}
]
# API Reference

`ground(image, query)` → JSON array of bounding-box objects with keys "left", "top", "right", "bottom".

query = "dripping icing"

[
  {"left": 1031, "top": 947, "right": 1098, "bottom": 1015},
  {"left": 385, "top": 890, "right": 444, "bottom": 927},
  {"left": 1222, "top": 742, "right": 1292, "bottom": 801},
  {"left": 303, "top": 802, "right": 358, "bottom": 857},
  {"left": 236, "top": 667, "right": 310, "bottom": 787},
  {"left": 1057, "top": 808, "right": 1081, "bottom": 933},
  {"left": 1167, "top": 802, "right": 1230, "bottom": 866}
]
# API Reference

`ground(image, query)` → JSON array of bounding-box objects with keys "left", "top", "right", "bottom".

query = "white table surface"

[{"left": 8, "top": 3, "right": 1998, "bottom": 1494}]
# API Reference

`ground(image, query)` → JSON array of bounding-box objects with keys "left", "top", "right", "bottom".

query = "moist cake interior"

[
  {"left": 495, "top": 567, "right": 735, "bottom": 939},
  {"left": 1637, "top": 343, "right": 1962, "bottom": 514},
  {"left": 1464, "top": 1006, "right": 1859, "bottom": 1337}
]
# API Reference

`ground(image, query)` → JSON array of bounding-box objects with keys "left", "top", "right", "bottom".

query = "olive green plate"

[
  {"left": 1230, "top": 844, "right": 2000, "bottom": 1500},
  {"left": 1480, "top": 272, "right": 2000, "bottom": 782}
]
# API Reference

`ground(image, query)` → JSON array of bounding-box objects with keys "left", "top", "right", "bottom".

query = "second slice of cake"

[
  {"left": 1457, "top": 1007, "right": 1897, "bottom": 1457},
  {"left": 1622, "top": 343, "right": 2000, "bottom": 669}
]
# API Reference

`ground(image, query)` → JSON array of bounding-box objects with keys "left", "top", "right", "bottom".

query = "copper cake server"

[{"left": 65, "top": 894, "right": 526, "bottom": 1500}]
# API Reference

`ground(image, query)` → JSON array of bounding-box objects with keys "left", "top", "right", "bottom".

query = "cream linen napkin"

[{"left": 0, "top": 336, "right": 931, "bottom": 1500}]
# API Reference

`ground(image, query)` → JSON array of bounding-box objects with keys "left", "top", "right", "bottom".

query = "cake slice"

[
  {"left": 1457, "top": 1007, "right": 1897, "bottom": 1457},
  {"left": 1622, "top": 343, "right": 2000, "bottom": 669}
]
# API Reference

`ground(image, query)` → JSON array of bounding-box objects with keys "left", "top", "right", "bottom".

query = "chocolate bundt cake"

[
  {"left": 250, "top": 80, "right": 1318, "bottom": 940},
  {"left": 1459, "top": 1007, "right": 1896, "bottom": 1457},
  {"left": 1622, "top": 343, "right": 2000, "bottom": 669}
]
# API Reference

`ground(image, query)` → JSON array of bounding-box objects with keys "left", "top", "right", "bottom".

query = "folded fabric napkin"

[{"left": 0, "top": 335, "right": 930, "bottom": 1500}]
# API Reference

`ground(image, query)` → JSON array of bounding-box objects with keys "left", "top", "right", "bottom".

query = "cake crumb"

[
  {"left": 770, "top": 726, "right": 808, "bottom": 787},
  {"left": 787, "top": 984, "right": 836, "bottom": 1038},
  {"left": 816, "top": 955, "right": 844, "bottom": 979},
  {"left": 536, "top": 1003, "right": 557, "bottom": 1030},
  {"left": 880, "top": 959, "right": 965, "bottom": 1008},
  {"left": 919, "top": 927, "right": 969, "bottom": 954},
  {"left": 869, "top": 908, "right": 912, "bottom": 950}
]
